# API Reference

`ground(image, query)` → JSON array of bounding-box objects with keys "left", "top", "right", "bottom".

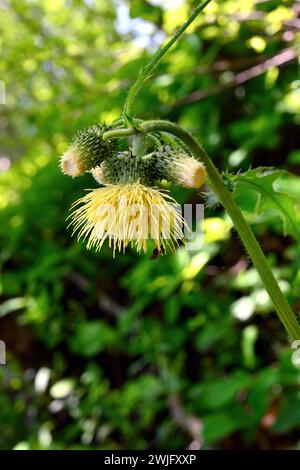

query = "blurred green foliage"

[{"left": 1, "top": 0, "right": 300, "bottom": 450}]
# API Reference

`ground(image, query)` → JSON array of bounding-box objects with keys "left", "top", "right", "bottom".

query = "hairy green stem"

[
  {"left": 103, "top": 127, "right": 137, "bottom": 141},
  {"left": 123, "top": 0, "right": 213, "bottom": 122},
  {"left": 103, "top": 122, "right": 300, "bottom": 340},
  {"left": 110, "top": 117, "right": 125, "bottom": 128}
]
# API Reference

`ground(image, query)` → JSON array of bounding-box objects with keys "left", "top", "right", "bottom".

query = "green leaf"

[
  {"left": 273, "top": 392, "right": 300, "bottom": 433},
  {"left": 203, "top": 413, "right": 238, "bottom": 442},
  {"left": 232, "top": 168, "right": 300, "bottom": 244},
  {"left": 202, "top": 405, "right": 247, "bottom": 442},
  {"left": 68, "top": 321, "right": 116, "bottom": 357},
  {"left": 130, "top": 0, "right": 162, "bottom": 24},
  {"left": 197, "top": 371, "right": 251, "bottom": 410}
]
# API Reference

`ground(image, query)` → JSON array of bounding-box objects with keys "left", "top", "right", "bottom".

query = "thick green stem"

[
  {"left": 110, "top": 117, "right": 125, "bottom": 128},
  {"left": 123, "top": 0, "right": 213, "bottom": 122},
  {"left": 103, "top": 121, "right": 300, "bottom": 340},
  {"left": 146, "top": 133, "right": 161, "bottom": 147},
  {"left": 103, "top": 127, "right": 137, "bottom": 141}
]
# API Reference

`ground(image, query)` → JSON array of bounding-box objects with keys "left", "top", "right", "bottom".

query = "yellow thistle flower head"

[
  {"left": 153, "top": 146, "right": 206, "bottom": 189},
  {"left": 61, "top": 128, "right": 206, "bottom": 256},
  {"left": 69, "top": 182, "right": 187, "bottom": 256}
]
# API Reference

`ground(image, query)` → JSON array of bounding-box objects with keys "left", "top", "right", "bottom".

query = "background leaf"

[
  {"left": 1, "top": 0, "right": 300, "bottom": 451},
  {"left": 232, "top": 169, "right": 300, "bottom": 244}
]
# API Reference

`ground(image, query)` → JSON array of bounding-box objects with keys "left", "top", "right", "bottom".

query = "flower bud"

[
  {"left": 92, "top": 151, "right": 155, "bottom": 185},
  {"left": 60, "top": 124, "right": 116, "bottom": 177},
  {"left": 171, "top": 154, "right": 206, "bottom": 188},
  {"left": 60, "top": 151, "right": 85, "bottom": 177},
  {"left": 153, "top": 146, "right": 206, "bottom": 189},
  {"left": 91, "top": 165, "right": 109, "bottom": 185}
]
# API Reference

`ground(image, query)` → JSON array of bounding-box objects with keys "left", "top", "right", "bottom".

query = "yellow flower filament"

[{"left": 69, "top": 182, "right": 187, "bottom": 256}]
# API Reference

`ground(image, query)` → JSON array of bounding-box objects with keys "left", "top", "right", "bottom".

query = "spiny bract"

[{"left": 60, "top": 124, "right": 117, "bottom": 177}]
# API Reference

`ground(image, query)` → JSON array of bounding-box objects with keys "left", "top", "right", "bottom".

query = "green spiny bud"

[
  {"left": 153, "top": 146, "right": 206, "bottom": 189},
  {"left": 91, "top": 145, "right": 206, "bottom": 188},
  {"left": 92, "top": 151, "right": 156, "bottom": 185},
  {"left": 60, "top": 124, "right": 116, "bottom": 177}
]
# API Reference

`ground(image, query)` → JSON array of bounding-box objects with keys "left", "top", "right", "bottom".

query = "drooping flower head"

[
  {"left": 60, "top": 124, "right": 206, "bottom": 256},
  {"left": 70, "top": 182, "right": 185, "bottom": 256}
]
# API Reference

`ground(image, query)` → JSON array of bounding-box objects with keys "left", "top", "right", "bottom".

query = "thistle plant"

[{"left": 60, "top": 0, "right": 300, "bottom": 341}]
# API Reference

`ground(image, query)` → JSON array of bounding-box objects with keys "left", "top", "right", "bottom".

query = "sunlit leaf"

[{"left": 232, "top": 168, "right": 300, "bottom": 244}]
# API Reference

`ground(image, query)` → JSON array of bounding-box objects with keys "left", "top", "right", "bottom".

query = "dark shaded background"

[{"left": 1, "top": 0, "right": 300, "bottom": 450}]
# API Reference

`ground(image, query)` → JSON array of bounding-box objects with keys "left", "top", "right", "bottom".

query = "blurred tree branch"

[
  {"left": 174, "top": 47, "right": 297, "bottom": 107},
  {"left": 168, "top": 395, "right": 203, "bottom": 450}
]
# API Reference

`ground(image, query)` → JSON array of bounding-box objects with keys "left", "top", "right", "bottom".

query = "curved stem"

[
  {"left": 142, "top": 121, "right": 300, "bottom": 340},
  {"left": 160, "top": 131, "right": 192, "bottom": 154},
  {"left": 103, "top": 121, "right": 300, "bottom": 340},
  {"left": 110, "top": 117, "right": 125, "bottom": 128},
  {"left": 146, "top": 133, "right": 161, "bottom": 147},
  {"left": 103, "top": 127, "right": 137, "bottom": 141},
  {"left": 123, "top": 0, "right": 213, "bottom": 123}
]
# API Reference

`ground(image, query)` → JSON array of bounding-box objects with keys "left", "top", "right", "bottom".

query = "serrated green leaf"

[{"left": 232, "top": 168, "right": 300, "bottom": 244}]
